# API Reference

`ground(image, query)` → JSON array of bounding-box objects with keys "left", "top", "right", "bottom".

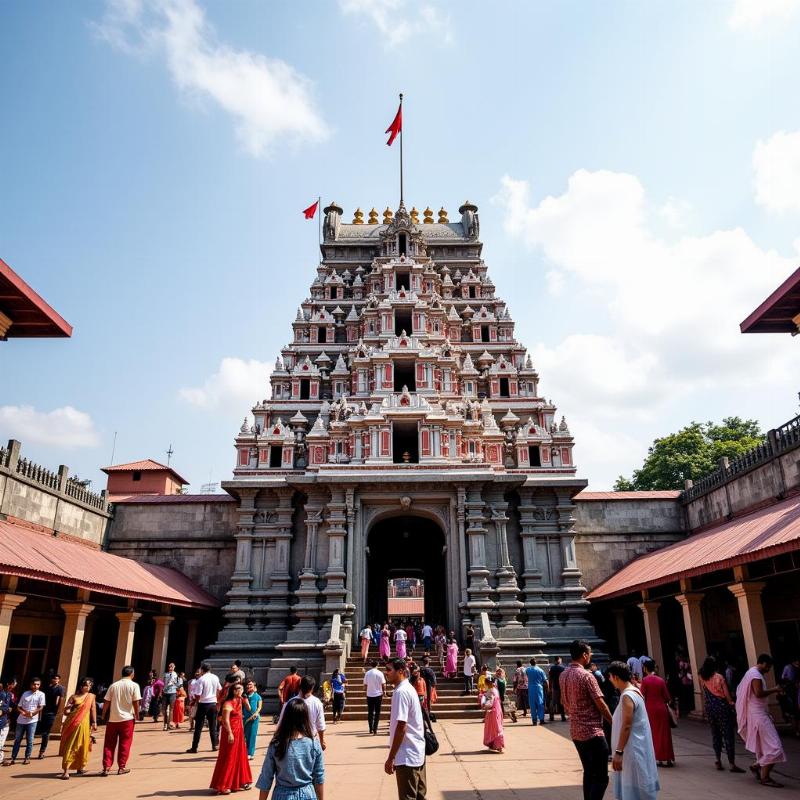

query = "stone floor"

[{"left": 0, "top": 715, "right": 798, "bottom": 799}]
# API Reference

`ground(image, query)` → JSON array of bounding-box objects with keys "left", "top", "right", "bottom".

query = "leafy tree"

[{"left": 613, "top": 417, "right": 764, "bottom": 491}]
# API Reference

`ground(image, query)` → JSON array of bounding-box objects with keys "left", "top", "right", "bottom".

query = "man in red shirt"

[
  {"left": 278, "top": 667, "right": 302, "bottom": 704},
  {"left": 559, "top": 640, "right": 613, "bottom": 800}
]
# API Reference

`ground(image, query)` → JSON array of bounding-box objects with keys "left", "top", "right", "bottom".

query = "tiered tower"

[{"left": 215, "top": 200, "right": 596, "bottom": 696}]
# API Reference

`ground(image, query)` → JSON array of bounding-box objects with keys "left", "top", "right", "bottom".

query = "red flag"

[
  {"left": 302, "top": 200, "right": 319, "bottom": 219},
  {"left": 385, "top": 103, "right": 402, "bottom": 146}
]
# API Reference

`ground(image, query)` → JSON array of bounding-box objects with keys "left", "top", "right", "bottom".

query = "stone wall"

[
  {"left": 685, "top": 448, "right": 800, "bottom": 530},
  {"left": 573, "top": 497, "right": 687, "bottom": 591},
  {"left": 0, "top": 440, "right": 110, "bottom": 545},
  {"left": 105, "top": 497, "right": 238, "bottom": 601}
]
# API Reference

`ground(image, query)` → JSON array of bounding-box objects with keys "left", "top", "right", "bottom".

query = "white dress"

[{"left": 611, "top": 687, "right": 660, "bottom": 800}]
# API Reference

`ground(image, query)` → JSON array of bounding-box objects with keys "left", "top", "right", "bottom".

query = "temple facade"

[{"left": 211, "top": 200, "right": 597, "bottom": 688}]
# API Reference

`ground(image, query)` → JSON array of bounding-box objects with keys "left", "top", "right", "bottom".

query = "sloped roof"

[
  {"left": 740, "top": 264, "right": 800, "bottom": 333},
  {"left": 111, "top": 493, "right": 235, "bottom": 504},
  {"left": 587, "top": 494, "right": 800, "bottom": 601},
  {"left": 101, "top": 459, "right": 188, "bottom": 486},
  {"left": 0, "top": 518, "right": 218, "bottom": 608},
  {"left": 0, "top": 257, "right": 72, "bottom": 338}
]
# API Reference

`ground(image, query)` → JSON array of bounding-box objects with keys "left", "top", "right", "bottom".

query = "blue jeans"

[{"left": 12, "top": 721, "right": 37, "bottom": 760}]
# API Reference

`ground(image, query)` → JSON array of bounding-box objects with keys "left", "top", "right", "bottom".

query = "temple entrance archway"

[{"left": 365, "top": 515, "right": 447, "bottom": 629}]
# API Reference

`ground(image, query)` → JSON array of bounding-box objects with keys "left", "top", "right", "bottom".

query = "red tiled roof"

[
  {"left": 587, "top": 494, "right": 800, "bottom": 601},
  {"left": 740, "top": 264, "right": 800, "bottom": 334},
  {"left": 0, "top": 518, "right": 218, "bottom": 608},
  {"left": 575, "top": 491, "right": 682, "bottom": 501},
  {"left": 101, "top": 459, "right": 189, "bottom": 486},
  {"left": 111, "top": 493, "right": 235, "bottom": 504},
  {"left": 0, "top": 257, "right": 73, "bottom": 338}
]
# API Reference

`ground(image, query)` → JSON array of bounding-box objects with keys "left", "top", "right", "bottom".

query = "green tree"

[{"left": 613, "top": 417, "right": 764, "bottom": 491}]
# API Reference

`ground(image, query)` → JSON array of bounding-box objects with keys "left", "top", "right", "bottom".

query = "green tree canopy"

[{"left": 613, "top": 417, "right": 764, "bottom": 491}]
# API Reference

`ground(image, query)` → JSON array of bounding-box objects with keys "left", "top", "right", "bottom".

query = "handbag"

[
  {"left": 667, "top": 702, "right": 678, "bottom": 728},
  {"left": 422, "top": 707, "right": 439, "bottom": 756}
]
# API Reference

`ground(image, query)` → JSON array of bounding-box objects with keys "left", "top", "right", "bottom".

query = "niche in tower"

[
  {"left": 394, "top": 361, "right": 416, "bottom": 392},
  {"left": 299, "top": 379, "right": 311, "bottom": 400},
  {"left": 399, "top": 233, "right": 408, "bottom": 256},
  {"left": 528, "top": 446, "right": 542, "bottom": 467},
  {"left": 396, "top": 270, "right": 410, "bottom": 290},
  {"left": 392, "top": 422, "right": 419, "bottom": 463},
  {"left": 269, "top": 446, "right": 282, "bottom": 468},
  {"left": 395, "top": 307, "right": 412, "bottom": 335}
]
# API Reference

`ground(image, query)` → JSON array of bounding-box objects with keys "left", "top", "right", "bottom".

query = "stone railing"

[
  {"left": 681, "top": 413, "right": 800, "bottom": 503},
  {"left": 1, "top": 438, "right": 109, "bottom": 513}
]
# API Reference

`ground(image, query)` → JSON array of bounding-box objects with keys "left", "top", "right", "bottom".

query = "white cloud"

[
  {"left": 179, "top": 357, "right": 272, "bottom": 411},
  {"left": 338, "top": 0, "right": 453, "bottom": 47},
  {"left": 659, "top": 197, "right": 692, "bottom": 230},
  {"left": 94, "top": 0, "right": 327, "bottom": 157},
  {"left": 493, "top": 169, "right": 798, "bottom": 487},
  {"left": 753, "top": 130, "right": 800, "bottom": 214},
  {"left": 0, "top": 406, "right": 100, "bottom": 449},
  {"left": 728, "top": 0, "right": 800, "bottom": 29}
]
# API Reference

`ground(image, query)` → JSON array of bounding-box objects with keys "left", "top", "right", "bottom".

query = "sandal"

[
  {"left": 59, "top": 774, "right": 69, "bottom": 780},
  {"left": 22, "top": 759, "right": 30, "bottom": 765},
  {"left": 118, "top": 767, "right": 131, "bottom": 775},
  {"left": 760, "top": 778, "right": 784, "bottom": 788}
]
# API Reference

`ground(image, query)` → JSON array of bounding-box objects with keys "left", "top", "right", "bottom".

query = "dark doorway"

[
  {"left": 300, "top": 379, "right": 311, "bottom": 400},
  {"left": 392, "top": 422, "right": 418, "bottom": 463},
  {"left": 366, "top": 515, "right": 446, "bottom": 627},
  {"left": 396, "top": 271, "right": 410, "bottom": 290},
  {"left": 317, "top": 328, "right": 326, "bottom": 343},
  {"left": 394, "top": 361, "right": 415, "bottom": 392},
  {"left": 269, "top": 446, "right": 282, "bottom": 468},
  {"left": 481, "top": 325, "right": 490, "bottom": 343},
  {"left": 528, "top": 446, "right": 541, "bottom": 467},
  {"left": 399, "top": 235, "right": 407, "bottom": 256},
  {"left": 469, "top": 285, "right": 476, "bottom": 299},
  {"left": 499, "top": 377, "right": 510, "bottom": 397},
  {"left": 395, "top": 307, "right": 412, "bottom": 335}
]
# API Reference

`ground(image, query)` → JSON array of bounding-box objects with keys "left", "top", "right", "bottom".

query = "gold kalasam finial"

[
  {"left": 368, "top": 208, "right": 379, "bottom": 225},
  {"left": 410, "top": 207, "right": 419, "bottom": 224},
  {"left": 383, "top": 207, "right": 394, "bottom": 224},
  {"left": 423, "top": 206, "right": 434, "bottom": 224},
  {"left": 353, "top": 208, "right": 364, "bottom": 224},
  {"left": 438, "top": 207, "right": 449, "bottom": 224}
]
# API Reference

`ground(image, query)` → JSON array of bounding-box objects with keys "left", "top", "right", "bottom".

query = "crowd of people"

[{"left": 0, "top": 629, "right": 795, "bottom": 799}]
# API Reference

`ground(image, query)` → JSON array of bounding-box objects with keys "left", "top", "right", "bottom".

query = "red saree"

[{"left": 210, "top": 698, "right": 252, "bottom": 792}]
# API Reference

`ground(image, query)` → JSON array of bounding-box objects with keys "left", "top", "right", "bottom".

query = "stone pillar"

[
  {"left": 613, "top": 608, "right": 628, "bottom": 657},
  {"left": 264, "top": 488, "right": 295, "bottom": 633},
  {"left": 464, "top": 487, "right": 494, "bottom": 618},
  {"left": 638, "top": 599, "right": 664, "bottom": 673},
  {"left": 322, "top": 487, "right": 348, "bottom": 617},
  {"left": 518, "top": 489, "right": 547, "bottom": 627},
  {"left": 224, "top": 488, "right": 257, "bottom": 630},
  {"left": 113, "top": 611, "right": 142, "bottom": 678},
  {"left": 151, "top": 615, "right": 174, "bottom": 675},
  {"left": 0, "top": 593, "right": 26, "bottom": 668},
  {"left": 555, "top": 490, "right": 592, "bottom": 638},
  {"left": 184, "top": 619, "right": 199, "bottom": 671},
  {"left": 728, "top": 581, "right": 770, "bottom": 667},
  {"left": 676, "top": 592, "right": 707, "bottom": 713},
  {"left": 57, "top": 603, "right": 95, "bottom": 698},
  {"left": 292, "top": 501, "right": 324, "bottom": 635},
  {"left": 488, "top": 497, "right": 522, "bottom": 628}
]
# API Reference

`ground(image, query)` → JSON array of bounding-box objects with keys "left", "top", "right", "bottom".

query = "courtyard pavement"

[{"left": 1, "top": 715, "right": 798, "bottom": 799}]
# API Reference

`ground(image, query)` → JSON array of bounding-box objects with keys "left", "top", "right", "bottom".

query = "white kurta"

[{"left": 611, "top": 687, "right": 661, "bottom": 800}]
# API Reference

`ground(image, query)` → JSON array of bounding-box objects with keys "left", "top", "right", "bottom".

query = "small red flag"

[
  {"left": 302, "top": 200, "right": 319, "bottom": 219},
  {"left": 385, "top": 103, "right": 402, "bottom": 146}
]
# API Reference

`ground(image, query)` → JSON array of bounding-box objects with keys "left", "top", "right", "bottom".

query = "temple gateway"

[{"left": 210, "top": 200, "right": 598, "bottom": 687}]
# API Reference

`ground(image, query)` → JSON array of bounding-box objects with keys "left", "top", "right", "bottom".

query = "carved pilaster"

[
  {"left": 464, "top": 486, "right": 494, "bottom": 617},
  {"left": 555, "top": 490, "right": 592, "bottom": 636},
  {"left": 292, "top": 499, "right": 324, "bottom": 634},
  {"left": 322, "top": 487, "right": 348, "bottom": 618},
  {"left": 223, "top": 488, "right": 257, "bottom": 630},
  {"left": 488, "top": 497, "right": 522, "bottom": 628},
  {"left": 263, "top": 488, "right": 295, "bottom": 630},
  {"left": 518, "top": 488, "right": 548, "bottom": 626}
]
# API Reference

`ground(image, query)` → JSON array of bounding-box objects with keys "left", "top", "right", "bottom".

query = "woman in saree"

[
  {"left": 58, "top": 677, "right": 97, "bottom": 780},
  {"left": 173, "top": 680, "right": 187, "bottom": 728},
  {"left": 210, "top": 682, "right": 252, "bottom": 795},
  {"left": 481, "top": 676, "right": 505, "bottom": 753},
  {"left": 445, "top": 638, "right": 459, "bottom": 679},
  {"left": 379, "top": 626, "right": 391, "bottom": 661},
  {"left": 243, "top": 679, "right": 262, "bottom": 760}
]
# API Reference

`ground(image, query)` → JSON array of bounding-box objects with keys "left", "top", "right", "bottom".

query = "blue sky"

[{"left": 2, "top": 0, "right": 800, "bottom": 492}]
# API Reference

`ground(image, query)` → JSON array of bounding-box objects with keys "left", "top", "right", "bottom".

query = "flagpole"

[
  {"left": 399, "top": 93, "right": 404, "bottom": 205},
  {"left": 318, "top": 196, "right": 322, "bottom": 251}
]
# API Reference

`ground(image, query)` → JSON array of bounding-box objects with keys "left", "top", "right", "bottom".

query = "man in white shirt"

[
  {"left": 463, "top": 648, "right": 477, "bottom": 694},
  {"left": 188, "top": 668, "right": 201, "bottom": 731},
  {"left": 364, "top": 659, "right": 387, "bottom": 734},
  {"left": 385, "top": 658, "right": 427, "bottom": 799},
  {"left": 277, "top": 675, "right": 327, "bottom": 750},
  {"left": 101, "top": 665, "right": 142, "bottom": 776},
  {"left": 9, "top": 677, "right": 45, "bottom": 764},
  {"left": 421, "top": 623, "right": 433, "bottom": 652},
  {"left": 187, "top": 662, "right": 221, "bottom": 753}
]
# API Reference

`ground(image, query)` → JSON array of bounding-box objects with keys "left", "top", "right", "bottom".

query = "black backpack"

[{"left": 422, "top": 706, "right": 439, "bottom": 756}]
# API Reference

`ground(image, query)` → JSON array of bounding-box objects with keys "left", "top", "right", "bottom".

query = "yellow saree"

[{"left": 58, "top": 693, "right": 95, "bottom": 771}]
